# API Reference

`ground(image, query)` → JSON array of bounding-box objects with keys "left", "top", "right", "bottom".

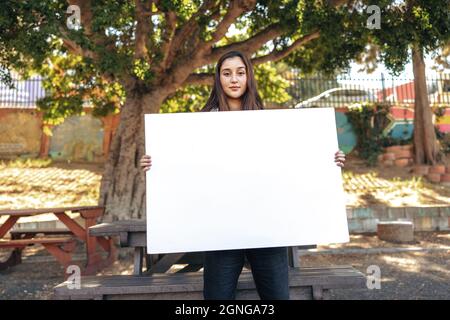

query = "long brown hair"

[{"left": 201, "top": 51, "right": 264, "bottom": 111}]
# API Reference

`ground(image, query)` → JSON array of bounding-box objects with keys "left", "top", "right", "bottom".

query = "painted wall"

[
  {"left": 49, "top": 115, "right": 104, "bottom": 162},
  {"left": 1, "top": 106, "right": 450, "bottom": 160},
  {"left": 335, "top": 106, "right": 450, "bottom": 154},
  {"left": 0, "top": 109, "right": 42, "bottom": 158}
]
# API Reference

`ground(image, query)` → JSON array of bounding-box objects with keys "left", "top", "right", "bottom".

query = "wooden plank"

[
  {"left": 89, "top": 220, "right": 146, "bottom": 236},
  {"left": 174, "top": 264, "right": 203, "bottom": 273},
  {"left": 147, "top": 253, "right": 185, "bottom": 274},
  {"left": 79, "top": 207, "right": 104, "bottom": 219},
  {"left": 10, "top": 229, "right": 72, "bottom": 235},
  {"left": 0, "top": 206, "right": 104, "bottom": 217},
  {"left": 177, "top": 252, "right": 204, "bottom": 265},
  {"left": 127, "top": 232, "right": 146, "bottom": 247},
  {"left": 0, "top": 237, "right": 75, "bottom": 247},
  {"left": 54, "top": 266, "right": 366, "bottom": 300}
]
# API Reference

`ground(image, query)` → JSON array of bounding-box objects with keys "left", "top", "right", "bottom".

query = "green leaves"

[
  {"left": 370, "top": 0, "right": 450, "bottom": 74},
  {"left": 346, "top": 102, "right": 393, "bottom": 166}
]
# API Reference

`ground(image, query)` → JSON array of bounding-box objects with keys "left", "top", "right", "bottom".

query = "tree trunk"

[
  {"left": 98, "top": 87, "right": 167, "bottom": 221},
  {"left": 412, "top": 44, "right": 438, "bottom": 165}
]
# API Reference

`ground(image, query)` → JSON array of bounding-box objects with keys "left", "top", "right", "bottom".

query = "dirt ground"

[
  {"left": 0, "top": 231, "right": 448, "bottom": 300},
  {"left": 2, "top": 155, "right": 450, "bottom": 212}
]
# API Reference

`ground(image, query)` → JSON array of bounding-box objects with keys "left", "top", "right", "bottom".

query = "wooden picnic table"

[
  {"left": 53, "top": 219, "right": 368, "bottom": 300},
  {"left": 0, "top": 206, "right": 117, "bottom": 275},
  {"left": 89, "top": 219, "right": 311, "bottom": 276}
]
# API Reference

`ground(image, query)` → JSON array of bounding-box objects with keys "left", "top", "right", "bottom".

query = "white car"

[{"left": 294, "top": 88, "right": 377, "bottom": 108}]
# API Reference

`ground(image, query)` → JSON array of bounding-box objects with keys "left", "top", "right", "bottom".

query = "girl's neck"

[{"left": 227, "top": 97, "right": 242, "bottom": 111}]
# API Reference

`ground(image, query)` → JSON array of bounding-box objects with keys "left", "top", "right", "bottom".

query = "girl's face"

[{"left": 219, "top": 56, "right": 247, "bottom": 99}]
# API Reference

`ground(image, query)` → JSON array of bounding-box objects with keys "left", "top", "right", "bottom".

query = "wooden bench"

[
  {"left": 0, "top": 206, "right": 117, "bottom": 275},
  {"left": 53, "top": 266, "right": 367, "bottom": 300},
  {"left": 88, "top": 220, "right": 316, "bottom": 275},
  {"left": 0, "top": 237, "right": 77, "bottom": 273},
  {"left": 10, "top": 228, "right": 73, "bottom": 239},
  {"left": 0, "top": 229, "right": 75, "bottom": 267}
]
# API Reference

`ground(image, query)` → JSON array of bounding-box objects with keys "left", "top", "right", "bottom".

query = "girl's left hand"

[{"left": 334, "top": 150, "right": 346, "bottom": 167}]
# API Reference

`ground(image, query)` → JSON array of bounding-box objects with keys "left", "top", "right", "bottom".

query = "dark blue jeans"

[{"left": 203, "top": 247, "right": 290, "bottom": 300}]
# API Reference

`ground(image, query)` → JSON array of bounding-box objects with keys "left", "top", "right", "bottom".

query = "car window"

[
  {"left": 346, "top": 89, "right": 366, "bottom": 96},
  {"left": 331, "top": 90, "right": 346, "bottom": 97}
]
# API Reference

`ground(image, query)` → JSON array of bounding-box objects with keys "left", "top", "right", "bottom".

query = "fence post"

[{"left": 381, "top": 72, "right": 386, "bottom": 102}]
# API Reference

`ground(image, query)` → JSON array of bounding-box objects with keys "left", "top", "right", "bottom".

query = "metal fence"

[
  {"left": 0, "top": 76, "right": 46, "bottom": 108},
  {"left": 1, "top": 72, "right": 450, "bottom": 109},
  {"left": 283, "top": 71, "right": 450, "bottom": 108}
]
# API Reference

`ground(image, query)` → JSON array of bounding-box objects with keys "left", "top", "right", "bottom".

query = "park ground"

[{"left": 0, "top": 155, "right": 449, "bottom": 299}]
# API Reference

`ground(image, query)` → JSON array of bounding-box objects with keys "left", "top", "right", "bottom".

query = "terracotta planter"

[
  {"left": 401, "top": 144, "right": 413, "bottom": 151},
  {"left": 383, "top": 160, "right": 394, "bottom": 167},
  {"left": 377, "top": 154, "right": 384, "bottom": 163},
  {"left": 413, "top": 165, "right": 429, "bottom": 175},
  {"left": 394, "top": 159, "right": 409, "bottom": 167},
  {"left": 385, "top": 145, "right": 403, "bottom": 154},
  {"left": 429, "top": 165, "right": 446, "bottom": 174},
  {"left": 426, "top": 173, "right": 441, "bottom": 183},
  {"left": 395, "top": 150, "right": 413, "bottom": 159},
  {"left": 383, "top": 153, "right": 396, "bottom": 161},
  {"left": 441, "top": 174, "right": 450, "bottom": 183},
  {"left": 446, "top": 165, "right": 450, "bottom": 174}
]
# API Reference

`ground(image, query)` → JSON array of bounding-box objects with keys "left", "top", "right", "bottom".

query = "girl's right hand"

[{"left": 140, "top": 155, "right": 152, "bottom": 172}]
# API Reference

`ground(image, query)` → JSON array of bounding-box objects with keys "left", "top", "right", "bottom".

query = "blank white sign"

[{"left": 145, "top": 108, "right": 349, "bottom": 254}]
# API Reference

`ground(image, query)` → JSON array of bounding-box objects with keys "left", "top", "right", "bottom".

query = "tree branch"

[
  {"left": 59, "top": 27, "right": 97, "bottom": 60},
  {"left": 182, "top": 31, "right": 321, "bottom": 88},
  {"left": 65, "top": 0, "right": 117, "bottom": 56},
  {"left": 206, "top": 23, "right": 284, "bottom": 63},
  {"left": 164, "top": 0, "right": 219, "bottom": 69},
  {"left": 207, "top": 0, "right": 257, "bottom": 46},
  {"left": 134, "top": 0, "right": 153, "bottom": 60},
  {"left": 182, "top": 72, "right": 214, "bottom": 86},
  {"left": 251, "top": 31, "right": 320, "bottom": 66},
  {"left": 158, "top": 10, "right": 177, "bottom": 70}
]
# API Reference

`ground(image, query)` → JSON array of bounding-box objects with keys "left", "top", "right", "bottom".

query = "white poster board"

[{"left": 145, "top": 108, "right": 349, "bottom": 254}]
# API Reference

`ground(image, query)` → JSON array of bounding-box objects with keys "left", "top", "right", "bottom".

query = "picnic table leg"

[
  {"left": 79, "top": 209, "right": 114, "bottom": 253},
  {"left": 54, "top": 212, "right": 105, "bottom": 275},
  {"left": 134, "top": 247, "right": 144, "bottom": 275},
  {"left": 83, "top": 216, "right": 105, "bottom": 275},
  {"left": 42, "top": 242, "right": 77, "bottom": 280},
  {"left": 0, "top": 216, "right": 19, "bottom": 238}
]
